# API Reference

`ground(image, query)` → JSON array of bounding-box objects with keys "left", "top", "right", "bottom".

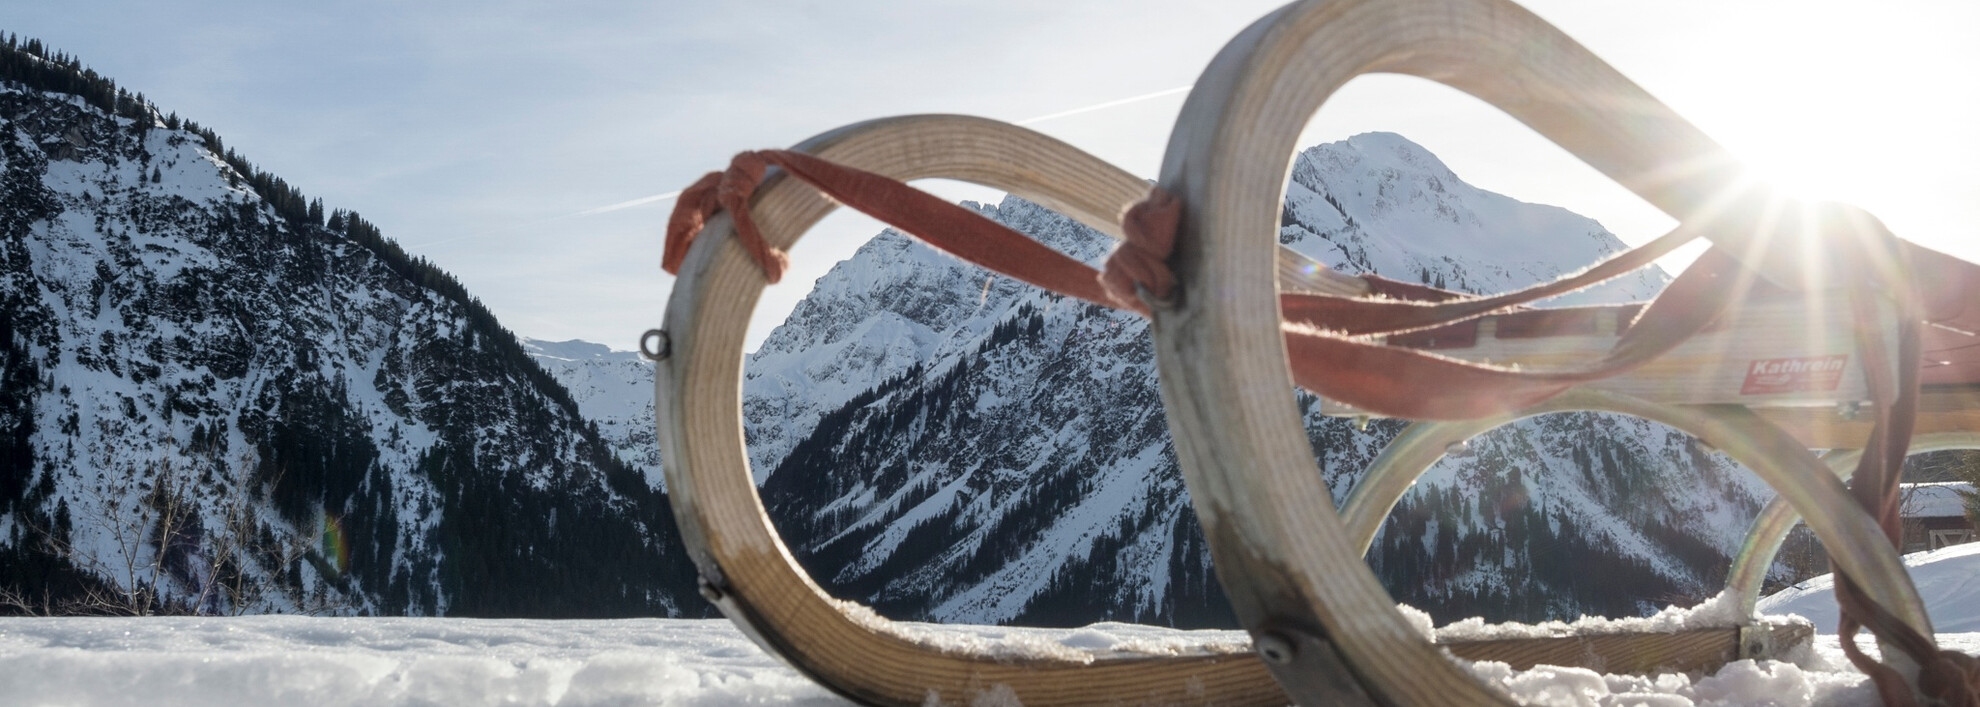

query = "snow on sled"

[{"left": 650, "top": 0, "right": 1980, "bottom": 704}]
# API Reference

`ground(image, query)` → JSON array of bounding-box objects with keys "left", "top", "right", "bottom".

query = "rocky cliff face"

[
  {"left": 0, "top": 45, "right": 701, "bottom": 617},
  {"left": 738, "top": 133, "right": 1773, "bottom": 627}
]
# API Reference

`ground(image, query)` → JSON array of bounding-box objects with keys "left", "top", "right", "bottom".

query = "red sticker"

[{"left": 1740, "top": 355, "right": 1847, "bottom": 395}]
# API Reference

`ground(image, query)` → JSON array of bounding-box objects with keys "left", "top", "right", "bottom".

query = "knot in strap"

[
  {"left": 662, "top": 151, "right": 791, "bottom": 283},
  {"left": 1101, "top": 187, "right": 1181, "bottom": 313},
  {"left": 1919, "top": 650, "right": 1980, "bottom": 707}
]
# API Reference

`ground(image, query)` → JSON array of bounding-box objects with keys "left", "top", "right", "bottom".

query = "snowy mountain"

[
  {"left": 737, "top": 133, "right": 1771, "bottom": 628},
  {"left": 1282, "top": 131, "right": 1661, "bottom": 305},
  {"left": 0, "top": 35, "right": 1780, "bottom": 629},
  {"left": 521, "top": 339, "right": 661, "bottom": 488},
  {"left": 0, "top": 41, "right": 702, "bottom": 617}
]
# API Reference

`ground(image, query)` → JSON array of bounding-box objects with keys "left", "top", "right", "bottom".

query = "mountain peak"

[
  {"left": 522, "top": 338, "right": 640, "bottom": 363},
  {"left": 1319, "top": 131, "right": 1462, "bottom": 182},
  {"left": 1284, "top": 131, "right": 1663, "bottom": 305}
]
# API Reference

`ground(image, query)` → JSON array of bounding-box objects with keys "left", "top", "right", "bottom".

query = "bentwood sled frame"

[{"left": 653, "top": 0, "right": 1972, "bottom": 704}]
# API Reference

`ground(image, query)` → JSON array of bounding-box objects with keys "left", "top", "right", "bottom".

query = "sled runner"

[{"left": 651, "top": 0, "right": 1980, "bottom": 704}]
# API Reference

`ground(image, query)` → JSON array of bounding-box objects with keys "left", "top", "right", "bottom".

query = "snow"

[
  {"left": 4, "top": 548, "right": 1972, "bottom": 705},
  {"left": 1434, "top": 589, "right": 1744, "bottom": 643},
  {"left": 0, "top": 617, "right": 840, "bottom": 706},
  {"left": 1, "top": 614, "right": 1973, "bottom": 706},
  {"left": 1757, "top": 541, "right": 1980, "bottom": 634}
]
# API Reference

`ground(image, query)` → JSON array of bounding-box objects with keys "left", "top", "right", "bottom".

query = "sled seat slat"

[{"left": 1441, "top": 622, "right": 1815, "bottom": 675}]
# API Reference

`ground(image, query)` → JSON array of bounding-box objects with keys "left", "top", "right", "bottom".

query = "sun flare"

[{"left": 1665, "top": 1, "right": 1978, "bottom": 250}]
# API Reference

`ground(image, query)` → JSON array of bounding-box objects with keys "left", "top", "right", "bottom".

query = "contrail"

[
  {"left": 1016, "top": 84, "right": 1192, "bottom": 126},
  {"left": 572, "top": 85, "right": 1193, "bottom": 217},
  {"left": 577, "top": 189, "right": 683, "bottom": 217}
]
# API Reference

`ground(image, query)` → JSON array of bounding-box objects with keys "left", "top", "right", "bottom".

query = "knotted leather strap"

[
  {"left": 662, "top": 150, "right": 1735, "bottom": 422},
  {"left": 664, "top": 149, "right": 1112, "bottom": 306},
  {"left": 666, "top": 153, "right": 788, "bottom": 282},
  {"left": 661, "top": 150, "right": 1972, "bottom": 704},
  {"left": 1826, "top": 237, "right": 1979, "bottom": 707}
]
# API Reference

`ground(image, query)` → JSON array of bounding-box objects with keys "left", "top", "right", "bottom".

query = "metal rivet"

[
  {"left": 640, "top": 329, "right": 671, "bottom": 362},
  {"left": 697, "top": 575, "right": 724, "bottom": 603},
  {"left": 1353, "top": 415, "right": 1370, "bottom": 432},
  {"left": 1445, "top": 440, "right": 1469, "bottom": 456},
  {"left": 1255, "top": 632, "right": 1297, "bottom": 665}
]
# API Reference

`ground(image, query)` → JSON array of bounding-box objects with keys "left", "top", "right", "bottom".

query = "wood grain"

[
  {"left": 1147, "top": 0, "right": 1936, "bottom": 704},
  {"left": 1445, "top": 622, "right": 1816, "bottom": 675},
  {"left": 656, "top": 114, "right": 1287, "bottom": 706}
]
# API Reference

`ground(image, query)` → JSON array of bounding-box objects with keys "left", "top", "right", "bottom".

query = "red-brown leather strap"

[
  {"left": 1276, "top": 223, "right": 1699, "bottom": 338},
  {"left": 1828, "top": 233, "right": 1978, "bottom": 707},
  {"left": 664, "top": 150, "right": 1115, "bottom": 307},
  {"left": 1101, "top": 188, "right": 1181, "bottom": 313},
  {"left": 1281, "top": 246, "right": 1745, "bottom": 418},
  {"left": 661, "top": 151, "right": 1968, "bottom": 704},
  {"left": 659, "top": 151, "right": 1731, "bottom": 420},
  {"left": 666, "top": 154, "right": 789, "bottom": 282}
]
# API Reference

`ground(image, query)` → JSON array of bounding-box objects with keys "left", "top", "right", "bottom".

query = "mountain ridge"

[
  {"left": 738, "top": 133, "right": 1766, "bottom": 627},
  {"left": 539, "top": 130, "right": 1769, "bottom": 628},
  {"left": 0, "top": 38, "right": 703, "bottom": 618}
]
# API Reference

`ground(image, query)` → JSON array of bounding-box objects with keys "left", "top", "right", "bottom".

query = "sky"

[{"left": 9, "top": 0, "right": 1977, "bottom": 352}]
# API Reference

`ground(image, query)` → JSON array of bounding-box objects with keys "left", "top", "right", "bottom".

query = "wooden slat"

[
  {"left": 1753, "top": 387, "right": 1980, "bottom": 449},
  {"left": 1444, "top": 623, "right": 1815, "bottom": 674},
  {"left": 1278, "top": 246, "right": 1369, "bottom": 296},
  {"left": 1311, "top": 295, "right": 1884, "bottom": 415}
]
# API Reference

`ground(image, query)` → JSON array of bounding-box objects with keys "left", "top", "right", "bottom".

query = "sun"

[{"left": 1658, "top": 1, "right": 1978, "bottom": 252}]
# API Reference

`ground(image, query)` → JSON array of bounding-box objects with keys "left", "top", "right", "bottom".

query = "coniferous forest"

[{"left": 0, "top": 34, "right": 706, "bottom": 618}]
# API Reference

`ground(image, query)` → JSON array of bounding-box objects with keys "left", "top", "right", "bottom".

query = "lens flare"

[{"left": 320, "top": 512, "right": 349, "bottom": 575}]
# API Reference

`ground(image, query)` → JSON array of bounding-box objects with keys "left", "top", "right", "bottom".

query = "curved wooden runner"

[
  {"left": 652, "top": 115, "right": 1866, "bottom": 705},
  {"left": 1337, "top": 388, "right": 1934, "bottom": 635},
  {"left": 1726, "top": 431, "right": 1980, "bottom": 620},
  {"left": 1146, "top": 0, "right": 1935, "bottom": 704},
  {"left": 654, "top": 114, "right": 1286, "bottom": 706},
  {"left": 654, "top": 1, "right": 1970, "bottom": 703}
]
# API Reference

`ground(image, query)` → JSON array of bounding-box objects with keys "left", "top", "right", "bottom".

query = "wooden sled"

[
  {"left": 653, "top": 0, "right": 1974, "bottom": 705},
  {"left": 1146, "top": 0, "right": 1969, "bottom": 704},
  {"left": 651, "top": 113, "right": 1834, "bottom": 706},
  {"left": 652, "top": 115, "right": 1834, "bottom": 706}
]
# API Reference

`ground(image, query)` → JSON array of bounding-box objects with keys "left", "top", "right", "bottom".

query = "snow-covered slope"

[
  {"left": 732, "top": 132, "right": 1777, "bottom": 628},
  {"left": 1280, "top": 132, "right": 1663, "bottom": 305},
  {"left": 0, "top": 49, "right": 700, "bottom": 617},
  {"left": 522, "top": 338, "right": 661, "bottom": 488},
  {"left": 1758, "top": 542, "right": 1980, "bottom": 634}
]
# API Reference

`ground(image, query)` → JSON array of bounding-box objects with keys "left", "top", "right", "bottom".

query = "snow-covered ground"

[
  {"left": 2, "top": 544, "right": 1974, "bottom": 705},
  {"left": 1758, "top": 541, "right": 1980, "bottom": 634},
  {"left": 0, "top": 616, "right": 840, "bottom": 706}
]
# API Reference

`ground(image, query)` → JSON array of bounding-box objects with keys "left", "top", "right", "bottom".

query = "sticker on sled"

[{"left": 1741, "top": 355, "right": 1847, "bottom": 395}]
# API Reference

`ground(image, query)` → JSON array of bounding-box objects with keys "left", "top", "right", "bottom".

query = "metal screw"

[
  {"left": 640, "top": 329, "right": 671, "bottom": 362},
  {"left": 1255, "top": 633, "right": 1297, "bottom": 666}
]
